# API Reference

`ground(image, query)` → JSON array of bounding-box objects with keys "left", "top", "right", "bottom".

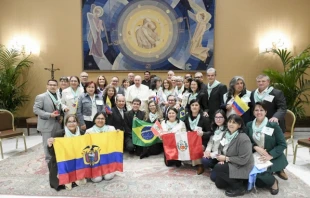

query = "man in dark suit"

[
  {"left": 107, "top": 94, "right": 126, "bottom": 132},
  {"left": 194, "top": 72, "right": 208, "bottom": 94},
  {"left": 250, "top": 74, "right": 287, "bottom": 180},
  {"left": 124, "top": 98, "right": 145, "bottom": 154},
  {"left": 205, "top": 68, "right": 227, "bottom": 119},
  {"left": 142, "top": 71, "right": 151, "bottom": 88},
  {"left": 33, "top": 79, "right": 62, "bottom": 163},
  {"left": 111, "top": 76, "right": 125, "bottom": 96}
]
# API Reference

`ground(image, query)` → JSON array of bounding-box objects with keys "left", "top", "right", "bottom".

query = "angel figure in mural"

[
  {"left": 135, "top": 18, "right": 160, "bottom": 49},
  {"left": 188, "top": 0, "right": 212, "bottom": 62},
  {"left": 87, "top": 4, "right": 105, "bottom": 59}
]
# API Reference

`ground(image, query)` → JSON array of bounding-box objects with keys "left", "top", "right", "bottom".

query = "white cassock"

[{"left": 125, "top": 84, "right": 150, "bottom": 111}]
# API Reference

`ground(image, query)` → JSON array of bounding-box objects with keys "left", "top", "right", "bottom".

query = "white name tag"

[
  {"left": 96, "top": 100, "right": 103, "bottom": 105},
  {"left": 220, "top": 138, "right": 226, "bottom": 146},
  {"left": 264, "top": 95, "right": 274, "bottom": 102},
  {"left": 262, "top": 126, "right": 274, "bottom": 136}
]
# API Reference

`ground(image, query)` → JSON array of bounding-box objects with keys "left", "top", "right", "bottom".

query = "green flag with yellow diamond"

[{"left": 132, "top": 118, "right": 162, "bottom": 147}]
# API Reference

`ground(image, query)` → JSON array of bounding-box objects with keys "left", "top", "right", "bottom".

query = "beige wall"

[{"left": 1, "top": 0, "right": 310, "bottom": 117}]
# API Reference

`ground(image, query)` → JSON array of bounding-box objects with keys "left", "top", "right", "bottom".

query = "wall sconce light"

[
  {"left": 259, "top": 31, "right": 290, "bottom": 53},
  {"left": 8, "top": 35, "right": 40, "bottom": 56}
]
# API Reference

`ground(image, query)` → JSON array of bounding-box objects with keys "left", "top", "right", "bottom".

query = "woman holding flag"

[
  {"left": 160, "top": 107, "right": 187, "bottom": 167},
  {"left": 222, "top": 76, "right": 252, "bottom": 124},
  {"left": 77, "top": 81, "right": 104, "bottom": 134},
  {"left": 85, "top": 112, "right": 117, "bottom": 182},
  {"left": 102, "top": 85, "right": 116, "bottom": 114},
  {"left": 184, "top": 99, "right": 211, "bottom": 175},
  {"left": 47, "top": 114, "right": 86, "bottom": 190},
  {"left": 246, "top": 102, "right": 287, "bottom": 195},
  {"left": 140, "top": 100, "right": 164, "bottom": 159}
]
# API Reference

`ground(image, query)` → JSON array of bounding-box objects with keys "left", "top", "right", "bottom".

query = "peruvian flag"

[{"left": 162, "top": 132, "right": 203, "bottom": 161}]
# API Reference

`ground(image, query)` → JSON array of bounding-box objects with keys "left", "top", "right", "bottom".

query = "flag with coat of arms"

[{"left": 162, "top": 132, "right": 203, "bottom": 161}]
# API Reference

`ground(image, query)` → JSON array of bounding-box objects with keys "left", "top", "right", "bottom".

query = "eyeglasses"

[
  {"left": 215, "top": 116, "right": 224, "bottom": 119},
  {"left": 96, "top": 118, "right": 105, "bottom": 120},
  {"left": 67, "top": 121, "right": 77, "bottom": 124},
  {"left": 112, "top": 80, "right": 119, "bottom": 82},
  {"left": 48, "top": 84, "right": 57, "bottom": 87},
  {"left": 195, "top": 76, "right": 203, "bottom": 78},
  {"left": 81, "top": 76, "right": 88, "bottom": 78}
]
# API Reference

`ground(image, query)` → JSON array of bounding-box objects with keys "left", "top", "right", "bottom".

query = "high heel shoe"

[{"left": 270, "top": 178, "right": 279, "bottom": 195}]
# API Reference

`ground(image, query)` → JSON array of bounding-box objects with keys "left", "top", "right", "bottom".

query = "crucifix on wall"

[{"left": 44, "top": 64, "right": 60, "bottom": 80}]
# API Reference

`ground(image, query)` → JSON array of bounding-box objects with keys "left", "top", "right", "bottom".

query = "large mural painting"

[{"left": 82, "top": 0, "right": 215, "bottom": 71}]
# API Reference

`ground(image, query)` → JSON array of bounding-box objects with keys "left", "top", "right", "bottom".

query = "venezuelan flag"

[
  {"left": 132, "top": 118, "right": 162, "bottom": 147},
  {"left": 232, "top": 95, "right": 249, "bottom": 116},
  {"left": 105, "top": 97, "right": 112, "bottom": 114},
  {"left": 53, "top": 132, "right": 123, "bottom": 185}
]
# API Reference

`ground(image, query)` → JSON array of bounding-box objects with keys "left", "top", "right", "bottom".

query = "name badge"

[
  {"left": 220, "top": 138, "right": 226, "bottom": 146},
  {"left": 264, "top": 95, "right": 274, "bottom": 102},
  {"left": 262, "top": 126, "right": 274, "bottom": 136},
  {"left": 96, "top": 100, "right": 103, "bottom": 105}
]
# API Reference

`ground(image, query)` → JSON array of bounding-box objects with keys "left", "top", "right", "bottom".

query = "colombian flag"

[
  {"left": 105, "top": 97, "right": 112, "bottom": 114},
  {"left": 232, "top": 95, "right": 249, "bottom": 116},
  {"left": 132, "top": 118, "right": 162, "bottom": 147},
  {"left": 53, "top": 132, "right": 123, "bottom": 185}
]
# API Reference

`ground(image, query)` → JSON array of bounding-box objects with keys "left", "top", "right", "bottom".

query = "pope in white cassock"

[{"left": 125, "top": 75, "right": 150, "bottom": 111}]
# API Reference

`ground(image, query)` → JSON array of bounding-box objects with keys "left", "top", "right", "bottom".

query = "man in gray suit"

[
  {"left": 33, "top": 79, "right": 62, "bottom": 163},
  {"left": 111, "top": 76, "right": 125, "bottom": 96}
]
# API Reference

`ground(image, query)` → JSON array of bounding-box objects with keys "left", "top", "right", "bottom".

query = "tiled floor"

[{"left": 0, "top": 128, "right": 310, "bottom": 197}]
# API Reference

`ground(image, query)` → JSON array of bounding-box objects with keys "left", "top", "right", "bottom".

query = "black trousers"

[{"left": 213, "top": 162, "right": 245, "bottom": 190}]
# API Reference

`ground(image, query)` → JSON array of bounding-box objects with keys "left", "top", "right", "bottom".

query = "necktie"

[{"left": 120, "top": 109, "right": 124, "bottom": 119}]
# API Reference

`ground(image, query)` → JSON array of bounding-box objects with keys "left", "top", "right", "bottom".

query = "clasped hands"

[{"left": 254, "top": 146, "right": 273, "bottom": 162}]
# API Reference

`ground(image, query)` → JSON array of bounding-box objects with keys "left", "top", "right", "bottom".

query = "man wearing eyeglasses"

[
  {"left": 80, "top": 71, "right": 89, "bottom": 88},
  {"left": 111, "top": 76, "right": 125, "bottom": 96},
  {"left": 194, "top": 72, "right": 208, "bottom": 94},
  {"left": 33, "top": 79, "right": 62, "bottom": 163}
]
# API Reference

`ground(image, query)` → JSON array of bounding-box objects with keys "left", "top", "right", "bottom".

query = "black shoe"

[
  {"left": 270, "top": 179, "right": 279, "bottom": 195},
  {"left": 225, "top": 188, "right": 245, "bottom": 197},
  {"left": 175, "top": 160, "right": 182, "bottom": 167},
  {"left": 140, "top": 151, "right": 150, "bottom": 159},
  {"left": 164, "top": 155, "right": 173, "bottom": 166},
  {"left": 129, "top": 150, "right": 135, "bottom": 155}
]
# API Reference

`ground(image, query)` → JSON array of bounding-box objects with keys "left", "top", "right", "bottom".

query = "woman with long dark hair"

[{"left": 186, "top": 79, "right": 208, "bottom": 115}]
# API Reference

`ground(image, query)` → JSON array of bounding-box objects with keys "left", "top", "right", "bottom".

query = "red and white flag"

[
  {"left": 162, "top": 132, "right": 203, "bottom": 161},
  {"left": 151, "top": 120, "right": 162, "bottom": 137}
]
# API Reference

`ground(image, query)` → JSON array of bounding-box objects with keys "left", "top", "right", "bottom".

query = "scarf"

[
  {"left": 64, "top": 126, "right": 81, "bottom": 137},
  {"left": 91, "top": 125, "right": 110, "bottom": 133},
  {"left": 252, "top": 117, "right": 268, "bottom": 141},
  {"left": 149, "top": 112, "right": 158, "bottom": 122},
  {"left": 254, "top": 86, "right": 274, "bottom": 103},
  {"left": 47, "top": 90, "right": 61, "bottom": 110},
  {"left": 166, "top": 121, "right": 178, "bottom": 131},
  {"left": 188, "top": 93, "right": 198, "bottom": 103},
  {"left": 188, "top": 114, "right": 200, "bottom": 130},
  {"left": 225, "top": 131, "right": 239, "bottom": 145},
  {"left": 207, "top": 80, "right": 220, "bottom": 98},
  {"left": 213, "top": 126, "right": 225, "bottom": 141}
]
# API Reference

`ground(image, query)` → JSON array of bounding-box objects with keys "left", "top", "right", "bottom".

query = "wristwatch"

[{"left": 225, "top": 156, "right": 229, "bottom": 163}]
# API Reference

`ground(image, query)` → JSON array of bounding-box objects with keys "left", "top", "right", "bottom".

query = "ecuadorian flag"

[
  {"left": 232, "top": 95, "right": 249, "bottom": 116},
  {"left": 53, "top": 132, "right": 123, "bottom": 185},
  {"left": 132, "top": 118, "right": 162, "bottom": 147}
]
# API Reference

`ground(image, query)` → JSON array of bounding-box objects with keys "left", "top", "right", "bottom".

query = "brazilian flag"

[
  {"left": 177, "top": 106, "right": 186, "bottom": 121},
  {"left": 132, "top": 118, "right": 162, "bottom": 147}
]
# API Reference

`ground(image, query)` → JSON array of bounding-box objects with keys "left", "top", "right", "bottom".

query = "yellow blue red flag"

[
  {"left": 232, "top": 95, "right": 249, "bottom": 116},
  {"left": 105, "top": 96, "right": 112, "bottom": 114},
  {"left": 53, "top": 132, "right": 123, "bottom": 185}
]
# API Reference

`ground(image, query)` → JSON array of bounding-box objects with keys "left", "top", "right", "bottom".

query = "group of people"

[{"left": 33, "top": 69, "right": 288, "bottom": 196}]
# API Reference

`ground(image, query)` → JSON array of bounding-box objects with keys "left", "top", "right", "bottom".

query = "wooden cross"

[{"left": 44, "top": 64, "right": 60, "bottom": 80}]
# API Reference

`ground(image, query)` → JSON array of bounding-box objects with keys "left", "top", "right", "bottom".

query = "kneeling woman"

[
  {"left": 85, "top": 112, "right": 116, "bottom": 182},
  {"left": 47, "top": 114, "right": 87, "bottom": 191},
  {"left": 160, "top": 108, "right": 187, "bottom": 167},
  {"left": 246, "top": 102, "right": 287, "bottom": 195},
  {"left": 213, "top": 114, "right": 254, "bottom": 197}
]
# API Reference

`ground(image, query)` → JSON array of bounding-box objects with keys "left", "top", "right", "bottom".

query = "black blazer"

[
  {"left": 106, "top": 106, "right": 126, "bottom": 132},
  {"left": 184, "top": 113, "right": 212, "bottom": 147},
  {"left": 250, "top": 88, "right": 287, "bottom": 132},
  {"left": 124, "top": 110, "right": 145, "bottom": 137},
  {"left": 207, "top": 83, "right": 227, "bottom": 119},
  {"left": 186, "top": 91, "right": 208, "bottom": 113}
]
